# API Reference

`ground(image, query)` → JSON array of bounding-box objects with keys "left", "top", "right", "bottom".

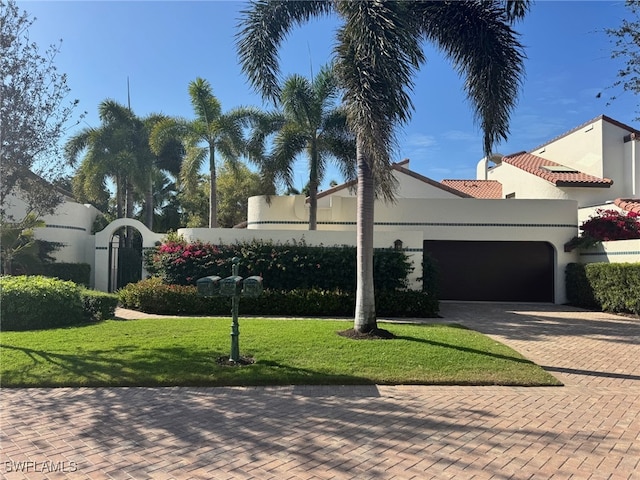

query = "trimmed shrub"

[
  {"left": 565, "top": 262, "right": 640, "bottom": 315},
  {"left": 42, "top": 263, "right": 91, "bottom": 287},
  {"left": 0, "top": 275, "right": 84, "bottom": 330},
  {"left": 144, "top": 238, "right": 413, "bottom": 291},
  {"left": 565, "top": 263, "right": 599, "bottom": 310},
  {"left": 80, "top": 289, "right": 119, "bottom": 321},
  {"left": 117, "top": 278, "right": 439, "bottom": 318}
]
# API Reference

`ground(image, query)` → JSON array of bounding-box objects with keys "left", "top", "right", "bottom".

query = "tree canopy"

[
  {"left": 606, "top": 0, "right": 640, "bottom": 119},
  {"left": 0, "top": 0, "right": 82, "bottom": 219}
]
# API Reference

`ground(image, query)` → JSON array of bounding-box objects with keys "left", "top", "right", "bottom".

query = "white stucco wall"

[
  {"left": 579, "top": 239, "right": 640, "bottom": 264},
  {"left": 484, "top": 160, "right": 617, "bottom": 208},
  {"left": 34, "top": 201, "right": 101, "bottom": 266},
  {"left": 533, "top": 118, "right": 604, "bottom": 177},
  {"left": 483, "top": 162, "right": 564, "bottom": 200},
  {"left": 623, "top": 135, "right": 640, "bottom": 197},
  {"left": 246, "top": 194, "right": 579, "bottom": 303},
  {"left": 3, "top": 191, "right": 101, "bottom": 273}
]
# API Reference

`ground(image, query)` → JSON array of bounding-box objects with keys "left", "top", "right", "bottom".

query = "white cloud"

[{"left": 442, "top": 130, "right": 480, "bottom": 142}]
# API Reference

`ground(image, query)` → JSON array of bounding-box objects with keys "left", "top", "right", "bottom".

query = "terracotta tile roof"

[
  {"left": 316, "top": 159, "right": 471, "bottom": 199},
  {"left": 440, "top": 180, "right": 503, "bottom": 199},
  {"left": 502, "top": 152, "right": 613, "bottom": 187},
  {"left": 614, "top": 198, "right": 640, "bottom": 215}
]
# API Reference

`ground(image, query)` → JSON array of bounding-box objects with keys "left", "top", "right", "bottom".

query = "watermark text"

[{"left": 4, "top": 460, "right": 78, "bottom": 473}]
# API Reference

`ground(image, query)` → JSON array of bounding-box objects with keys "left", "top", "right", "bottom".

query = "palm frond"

[
  {"left": 335, "top": 1, "right": 424, "bottom": 169},
  {"left": 281, "top": 74, "right": 315, "bottom": 127},
  {"left": 64, "top": 128, "right": 93, "bottom": 166},
  {"left": 414, "top": 0, "right": 526, "bottom": 155},
  {"left": 236, "top": 0, "right": 333, "bottom": 101},
  {"left": 188, "top": 78, "right": 222, "bottom": 124},
  {"left": 180, "top": 145, "right": 208, "bottom": 194}
]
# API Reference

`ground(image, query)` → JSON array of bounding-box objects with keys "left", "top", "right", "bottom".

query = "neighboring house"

[
  {"left": 465, "top": 115, "right": 639, "bottom": 212},
  {"left": 2, "top": 173, "right": 101, "bottom": 273}
]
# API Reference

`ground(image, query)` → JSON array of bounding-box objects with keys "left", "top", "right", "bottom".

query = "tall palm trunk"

[
  {"left": 308, "top": 140, "right": 319, "bottom": 230},
  {"left": 354, "top": 138, "right": 377, "bottom": 333},
  {"left": 208, "top": 146, "right": 218, "bottom": 228},
  {"left": 145, "top": 171, "right": 153, "bottom": 230},
  {"left": 125, "top": 179, "right": 135, "bottom": 248}
]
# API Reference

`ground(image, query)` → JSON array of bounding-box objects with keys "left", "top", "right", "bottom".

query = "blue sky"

[{"left": 18, "top": 0, "right": 636, "bottom": 190}]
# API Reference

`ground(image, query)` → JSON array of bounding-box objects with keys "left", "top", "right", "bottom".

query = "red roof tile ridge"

[
  {"left": 440, "top": 179, "right": 503, "bottom": 199},
  {"left": 614, "top": 197, "right": 640, "bottom": 214},
  {"left": 503, "top": 152, "right": 613, "bottom": 186}
]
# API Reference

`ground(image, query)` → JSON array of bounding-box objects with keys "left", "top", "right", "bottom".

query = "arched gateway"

[{"left": 94, "top": 219, "right": 163, "bottom": 292}]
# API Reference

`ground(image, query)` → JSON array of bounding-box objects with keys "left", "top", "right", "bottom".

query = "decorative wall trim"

[
  {"left": 45, "top": 224, "right": 87, "bottom": 232},
  {"left": 580, "top": 251, "right": 640, "bottom": 257},
  {"left": 247, "top": 220, "right": 578, "bottom": 229}
]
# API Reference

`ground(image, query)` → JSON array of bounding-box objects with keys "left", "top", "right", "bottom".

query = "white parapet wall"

[
  {"left": 245, "top": 195, "right": 580, "bottom": 303},
  {"left": 579, "top": 239, "right": 640, "bottom": 264}
]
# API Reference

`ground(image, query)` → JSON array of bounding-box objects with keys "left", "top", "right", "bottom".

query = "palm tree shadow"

[{"left": 393, "top": 335, "right": 537, "bottom": 366}]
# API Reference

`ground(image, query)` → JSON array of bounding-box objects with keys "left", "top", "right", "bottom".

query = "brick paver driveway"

[{"left": 1, "top": 303, "right": 639, "bottom": 479}]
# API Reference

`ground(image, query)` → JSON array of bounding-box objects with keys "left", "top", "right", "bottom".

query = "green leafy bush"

[
  {"left": 0, "top": 275, "right": 85, "bottom": 330},
  {"left": 80, "top": 289, "right": 119, "bottom": 321},
  {"left": 118, "top": 278, "right": 439, "bottom": 318},
  {"left": 144, "top": 238, "right": 412, "bottom": 291},
  {"left": 565, "top": 263, "right": 599, "bottom": 309},
  {"left": 565, "top": 262, "right": 640, "bottom": 314},
  {"left": 42, "top": 262, "right": 91, "bottom": 287}
]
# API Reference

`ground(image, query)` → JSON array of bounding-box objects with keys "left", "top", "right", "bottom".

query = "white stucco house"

[
  {"left": 4, "top": 114, "right": 637, "bottom": 305},
  {"left": 1, "top": 177, "right": 101, "bottom": 272},
  {"left": 246, "top": 158, "right": 578, "bottom": 304},
  {"left": 443, "top": 114, "right": 640, "bottom": 267},
  {"left": 441, "top": 115, "right": 640, "bottom": 223}
]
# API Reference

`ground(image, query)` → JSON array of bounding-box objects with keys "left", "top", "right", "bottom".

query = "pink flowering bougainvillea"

[
  {"left": 580, "top": 208, "right": 640, "bottom": 241},
  {"left": 146, "top": 239, "right": 223, "bottom": 285},
  {"left": 565, "top": 208, "right": 640, "bottom": 251}
]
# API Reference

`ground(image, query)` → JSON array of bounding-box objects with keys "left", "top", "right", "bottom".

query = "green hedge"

[
  {"left": 1, "top": 275, "right": 85, "bottom": 330},
  {"left": 566, "top": 262, "right": 640, "bottom": 314},
  {"left": 0, "top": 275, "right": 118, "bottom": 330},
  {"left": 144, "top": 239, "right": 414, "bottom": 291},
  {"left": 42, "top": 263, "right": 91, "bottom": 287},
  {"left": 80, "top": 289, "right": 119, "bottom": 322},
  {"left": 118, "top": 277, "right": 439, "bottom": 318}
]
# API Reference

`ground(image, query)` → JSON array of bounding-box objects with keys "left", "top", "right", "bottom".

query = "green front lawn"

[{"left": 0, "top": 317, "right": 561, "bottom": 387}]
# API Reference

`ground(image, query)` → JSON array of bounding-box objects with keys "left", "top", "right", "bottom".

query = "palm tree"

[
  {"left": 254, "top": 65, "right": 356, "bottom": 230},
  {"left": 65, "top": 100, "right": 144, "bottom": 223},
  {"left": 150, "top": 78, "right": 248, "bottom": 228},
  {"left": 237, "top": 0, "right": 529, "bottom": 333},
  {"left": 67, "top": 102, "right": 185, "bottom": 232}
]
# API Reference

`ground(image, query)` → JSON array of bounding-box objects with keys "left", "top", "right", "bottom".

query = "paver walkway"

[{"left": 1, "top": 303, "right": 639, "bottom": 479}]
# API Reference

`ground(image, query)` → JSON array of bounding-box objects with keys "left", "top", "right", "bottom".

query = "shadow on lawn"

[
  {"left": 0, "top": 344, "right": 370, "bottom": 388},
  {"left": 394, "top": 335, "right": 538, "bottom": 365}
]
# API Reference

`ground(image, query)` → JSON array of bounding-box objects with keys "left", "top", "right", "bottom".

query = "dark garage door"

[{"left": 423, "top": 240, "right": 554, "bottom": 302}]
